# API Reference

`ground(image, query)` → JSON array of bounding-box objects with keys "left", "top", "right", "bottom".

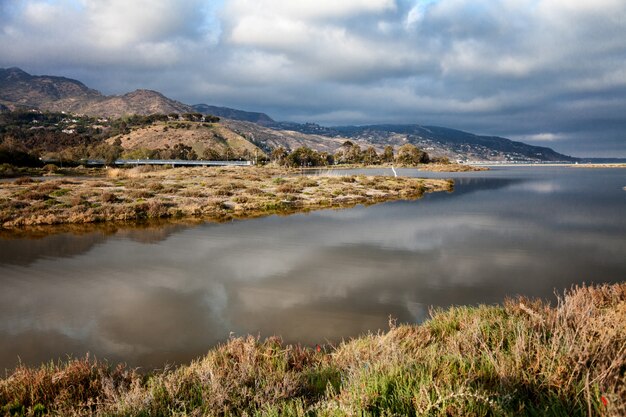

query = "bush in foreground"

[{"left": 1, "top": 283, "right": 624, "bottom": 416}]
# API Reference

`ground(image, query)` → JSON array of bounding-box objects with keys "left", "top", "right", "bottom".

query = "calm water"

[{"left": 0, "top": 167, "right": 625, "bottom": 371}]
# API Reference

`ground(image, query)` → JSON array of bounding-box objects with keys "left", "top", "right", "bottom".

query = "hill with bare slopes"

[
  {"left": 0, "top": 67, "right": 101, "bottom": 111},
  {"left": 109, "top": 121, "right": 266, "bottom": 159},
  {"left": 71, "top": 89, "right": 193, "bottom": 118},
  {"left": 0, "top": 68, "right": 194, "bottom": 118},
  {"left": 224, "top": 119, "right": 363, "bottom": 153}
]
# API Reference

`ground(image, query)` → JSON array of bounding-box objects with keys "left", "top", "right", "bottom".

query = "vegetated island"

[
  {"left": 0, "top": 166, "right": 453, "bottom": 228},
  {"left": 1, "top": 282, "right": 623, "bottom": 416}
]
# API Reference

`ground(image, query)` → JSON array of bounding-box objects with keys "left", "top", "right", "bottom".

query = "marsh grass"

[
  {"left": 13, "top": 177, "right": 35, "bottom": 185},
  {"left": 99, "top": 192, "right": 117, "bottom": 203},
  {"left": 0, "top": 167, "right": 451, "bottom": 228},
  {"left": 1, "top": 283, "right": 624, "bottom": 416}
]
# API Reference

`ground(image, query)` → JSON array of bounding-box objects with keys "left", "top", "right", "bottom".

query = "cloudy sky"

[{"left": 1, "top": 0, "right": 625, "bottom": 157}]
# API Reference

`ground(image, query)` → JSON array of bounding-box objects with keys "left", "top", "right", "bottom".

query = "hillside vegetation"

[
  {"left": 0, "top": 109, "right": 475, "bottom": 170},
  {"left": 0, "top": 110, "right": 264, "bottom": 165},
  {"left": 1, "top": 283, "right": 623, "bottom": 416},
  {"left": 110, "top": 121, "right": 265, "bottom": 161}
]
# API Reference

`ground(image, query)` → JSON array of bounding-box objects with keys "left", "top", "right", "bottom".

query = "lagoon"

[{"left": 1, "top": 166, "right": 624, "bottom": 371}]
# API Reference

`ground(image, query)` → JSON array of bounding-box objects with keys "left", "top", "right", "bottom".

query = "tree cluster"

[
  {"left": 122, "top": 143, "right": 197, "bottom": 161},
  {"left": 177, "top": 113, "right": 220, "bottom": 123},
  {"left": 270, "top": 146, "right": 333, "bottom": 167},
  {"left": 0, "top": 146, "right": 42, "bottom": 167},
  {"left": 270, "top": 143, "right": 431, "bottom": 167}
]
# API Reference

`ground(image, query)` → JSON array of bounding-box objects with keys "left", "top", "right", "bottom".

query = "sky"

[{"left": 1, "top": 0, "right": 625, "bottom": 157}]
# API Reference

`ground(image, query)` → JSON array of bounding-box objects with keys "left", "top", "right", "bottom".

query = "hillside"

[
  {"left": 332, "top": 124, "right": 575, "bottom": 162},
  {"left": 71, "top": 89, "right": 192, "bottom": 118},
  {"left": 0, "top": 67, "right": 576, "bottom": 162},
  {"left": 224, "top": 119, "right": 351, "bottom": 154},
  {"left": 193, "top": 104, "right": 275, "bottom": 125},
  {"left": 0, "top": 68, "right": 193, "bottom": 118},
  {"left": 192, "top": 106, "right": 575, "bottom": 162},
  {"left": 0, "top": 67, "right": 101, "bottom": 112},
  {"left": 221, "top": 120, "right": 575, "bottom": 162},
  {"left": 109, "top": 120, "right": 266, "bottom": 160}
]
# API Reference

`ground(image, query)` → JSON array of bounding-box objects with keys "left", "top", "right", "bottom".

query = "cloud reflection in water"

[{"left": 0, "top": 167, "right": 625, "bottom": 370}]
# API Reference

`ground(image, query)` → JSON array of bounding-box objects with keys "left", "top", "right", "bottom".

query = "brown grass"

[
  {"left": 0, "top": 167, "right": 452, "bottom": 228},
  {"left": 109, "top": 121, "right": 265, "bottom": 159}
]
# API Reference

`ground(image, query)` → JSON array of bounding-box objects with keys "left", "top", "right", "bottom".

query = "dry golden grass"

[
  {"left": 1, "top": 283, "right": 623, "bottom": 416},
  {"left": 0, "top": 166, "right": 452, "bottom": 228},
  {"left": 109, "top": 121, "right": 264, "bottom": 158}
]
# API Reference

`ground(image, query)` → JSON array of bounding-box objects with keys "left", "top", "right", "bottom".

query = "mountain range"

[
  {"left": 0, "top": 67, "right": 576, "bottom": 162},
  {"left": 191, "top": 104, "right": 275, "bottom": 125},
  {"left": 0, "top": 67, "right": 192, "bottom": 117}
]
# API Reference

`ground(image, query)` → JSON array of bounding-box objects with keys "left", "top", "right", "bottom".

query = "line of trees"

[
  {"left": 122, "top": 144, "right": 269, "bottom": 163},
  {"left": 271, "top": 142, "right": 447, "bottom": 167}
]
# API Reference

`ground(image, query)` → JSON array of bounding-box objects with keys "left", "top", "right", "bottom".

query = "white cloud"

[
  {"left": 514, "top": 133, "right": 565, "bottom": 142},
  {"left": 0, "top": 0, "right": 625, "bottom": 155},
  {"left": 229, "top": 15, "right": 314, "bottom": 49},
  {"left": 22, "top": 1, "right": 62, "bottom": 26},
  {"left": 0, "top": 0, "right": 212, "bottom": 68},
  {"left": 223, "top": 0, "right": 417, "bottom": 82},
  {"left": 224, "top": 0, "right": 396, "bottom": 21},
  {"left": 83, "top": 0, "right": 202, "bottom": 47}
]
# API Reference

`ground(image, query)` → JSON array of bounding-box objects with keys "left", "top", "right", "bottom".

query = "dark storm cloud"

[{"left": 0, "top": 0, "right": 625, "bottom": 156}]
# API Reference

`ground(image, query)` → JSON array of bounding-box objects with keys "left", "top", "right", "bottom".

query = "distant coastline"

[
  {"left": 571, "top": 163, "right": 626, "bottom": 169},
  {"left": 467, "top": 162, "right": 626, "bottom": 168}
]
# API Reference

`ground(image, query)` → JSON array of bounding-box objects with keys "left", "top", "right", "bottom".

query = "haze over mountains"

[{"left": 0, "top": 67, "right": 576, "bottom": 162}]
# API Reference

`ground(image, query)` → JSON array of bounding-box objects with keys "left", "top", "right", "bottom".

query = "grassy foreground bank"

[
  {"left": 0, "top": 166, "right": 452, "bottom": 228},
  {"left": 1, "top": 283, "right": 624, "bottom": 416}
]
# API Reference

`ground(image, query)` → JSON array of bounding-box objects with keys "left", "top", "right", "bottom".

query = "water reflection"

[
  {"left": 0, "top": 167, "right": 625, "bottom": 370},
  {"left": 0, "top": 221, "right": 198, "bottom": 266}
]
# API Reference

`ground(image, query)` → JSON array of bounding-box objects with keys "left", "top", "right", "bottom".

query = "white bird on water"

[{"left": 391, "top": 165, "right": 397, "bottom": 177}]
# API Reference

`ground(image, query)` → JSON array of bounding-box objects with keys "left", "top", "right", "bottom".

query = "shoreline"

[
  {"left": 0, "top": 166, "right": 453, "bottom": 229},
  {"left": 300, "top": 163, "right": 488, "bottom": 172},
  {"left": 1, "top": 282, "right": 623, "bottom": 416},
  {"left": 571, "top": 163, "right": 626, "bottom": 169},
  {"left": 467, "top": 162, "right": 626, "bottom": 168}
]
